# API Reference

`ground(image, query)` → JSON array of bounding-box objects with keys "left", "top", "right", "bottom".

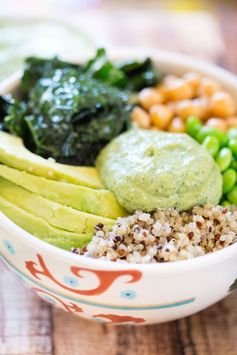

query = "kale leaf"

[
  {"left": 118, "top": 57, "right": 163, "bottom": 91},
  {"left": 5, "top": 68, "right": 131, "bottom": 165},
  {"left": 83, "top": 48, "right": 127, "bottom": 88},
  {"left": 0, "top": 95, "right": 15, "bottom": 130},
  {"left": 1, "top": 48, "right": 161, "bottom": 166},
  {"left": 84, "top": 48, "right": 161, "bottom": 91},
  {"left": 21, "top": 48, "right": 161, "bottom": 94},
  {"left": 21, "top": 56, "right": 81, "bottom": 95}
]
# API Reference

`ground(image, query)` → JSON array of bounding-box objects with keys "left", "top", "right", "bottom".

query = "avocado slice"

[
  {"left": 0, "top": 131, "right": 102, "bottom": 188},
  {"left": 0, "top": 164, "right": 127, "bottom": 219},
  {"left": 0, "top": 196, "right": 92, "bottom": 249},
  {"left": 0, "top": 177, "right": 114, "bottom": 233}
]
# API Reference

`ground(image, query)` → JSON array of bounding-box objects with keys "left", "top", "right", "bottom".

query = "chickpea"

[
  {"left": 192, "top": 97, "right": 209, "bottom": 121},
  {"left": 209, "top": 91, "right": 236, "bottom": 117},
  {"left": 175, "top": 100, "right": 201, "bottom": 120},
  {"left": 166, "top": 78, "right": 194, "bottom": 101},
  {"left": 183, "top": 72, "right": 201, "bottom": 90},
  {"left": 150, "top": 104, "right": 173, "bottom": 129},
  {"left": 138, "top": 88, "right": 163, "bottom": 110},
  {"left": 155, "top": 84, "right": 167, "bottom": 102},
  {"left": 226, "top": 116, "right": 237, "bottom": 128},
  {"left": 198, "top": 77, "right": 220, "bottom": 96},
  {"left": 131, "top": 106, "right": 151, "bottom": 129},
  {"left": 168, "top": 117, "right": 185, "bottom": 133},
  {"left": 163, "top": 75, "right": 178, "bottom": 86},
  {"left": 206, "top": 118, "right": 227, "bottom": 132},
  {"left": 167, "top": 101, "right": 177, "bottom": 112}
]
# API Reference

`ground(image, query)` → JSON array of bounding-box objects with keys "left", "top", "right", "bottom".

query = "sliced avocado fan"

[
  {"left": 0, "top": 164, "right": 127, "bottom": 219},
  {"left": 0, "top": 177, "right": 114, "bottom": 234},
  {"left": 0, "top": 131, "right": 102, "bottom": 188},
  {"left": 0, "top": 196, "right": 92, "bottom": 249}
]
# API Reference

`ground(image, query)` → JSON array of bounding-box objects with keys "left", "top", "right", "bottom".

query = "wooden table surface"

[{"left": 1, "top": 4, "right": 237, "bottom": 355}]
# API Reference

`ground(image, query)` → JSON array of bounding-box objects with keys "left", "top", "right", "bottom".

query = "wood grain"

[
  {"left": 47, "top": 293, "right": 237, "bottom": 355},
  {"left": 0, "top": 262, "right": 53, "bottom": 355},
  {"left": 50, "top": 292, "right": 237, "bottom": 355},
  {"left": 1, "top": 5, "right": 237, "bottom": 355}
]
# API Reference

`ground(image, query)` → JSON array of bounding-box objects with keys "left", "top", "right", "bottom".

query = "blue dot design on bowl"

[
  {"left": 120, "top": 290, "right": 137, "bottom": 300},
  {"left": 3, "top": 240, "right": 15, "bottom": 255},
  {"left": 63, "top": 276, "right": 79, "bottom": 288}
]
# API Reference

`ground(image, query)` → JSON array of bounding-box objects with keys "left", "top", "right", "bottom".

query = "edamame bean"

[
  {"left": 215, "top": 147, "right": 232, "bottom": 172},
  {"left": 197, "top": 126, "right": 228, "bottom": 147},
  {"left": 222, "top": 168, "right": 236, "bottom": 193},
  {"left": 228, "top": 138, "right": 237, "bottom": 157},
  {"left": 227, "top": 185, "right": 237, "bottom": 205},
  {"left": 202, "top": 136, "right": 220, "bottom": 157},
  {"left": 227, "top": 128, "right": 237, "bottom": 140},
  {"left": 186, "top": 116, "right": 202, "bottom": 138},
  {"left": 222, "top": 200, "right": 231, "bottom": 207},
  {"left": 231, "top": 159, "right": 237, "bottom": 170}
]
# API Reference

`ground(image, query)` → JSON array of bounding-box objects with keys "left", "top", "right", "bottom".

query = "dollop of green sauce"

[{"left": 96, "top": 129, "right": 222, "bottom": 212}]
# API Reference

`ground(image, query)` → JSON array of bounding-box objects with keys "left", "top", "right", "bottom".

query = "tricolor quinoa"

[{"left": 73, "top": 204, "right": 237, "bottom": 263}]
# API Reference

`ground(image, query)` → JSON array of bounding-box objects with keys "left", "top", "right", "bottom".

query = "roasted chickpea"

[
  {"left": 226, "top": 116, "right": 237, "bottom": 128},
  {"left": 166, "top": 78, "right": 194, "bottom": 101},
  {"left": 163, "top": 75, "right": 178, "bottom": 86},
  {"left": 150, "top": 126, "right": 159, "bottom": 131},
  {"left": 138, "top": 88, "right": 163, "bottom": 110},
  {"left": 131, "top": 106, "right": 151, "bottom": 129},
  {"left": 206, "top": 118, "right": 227, "bottom": 132},
  {"left": 175, "top": 100, "right": 201, "bottom": 120},
  {"left": 192, "top": 97, "right": 209, "bottom": 121},
  {"left": 168, "top": 117, "right": 185, "bottom": 133},
  {"left": 167, "top": 101, "right": 177, "bottom": 113},
  {"left": 198, "top": 77, "right": 220, "bottom": 96},
  {"left": 209, "top": 91, "right": 236, "bottom": 117},
  {"left": 155, "top": 84, "right": 167, "bottom": 102},
  {"left": 150, "top": 104, "right": 173, "bottom": 129},
  {"left": 183, "top": 72, "right": 201, "bottom": 90}
]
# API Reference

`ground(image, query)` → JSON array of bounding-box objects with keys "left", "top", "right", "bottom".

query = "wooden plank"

[
  {"left": 176, "top": 293, "right": 237, "bottom": 355},
  {"left": 51, "top": 293, "right": 237, "bottom": 355},
  {"left": 0, "top": 261, "right": 53, "bottom": 355},
  {"left": 52, "top": 307, "right": 182, "bottom": 355}
]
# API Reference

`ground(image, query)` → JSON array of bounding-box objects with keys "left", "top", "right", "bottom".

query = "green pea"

[
  {"left": 227, "top": 185, "right": 237, "bottom": 205},
  {"left": 202, "top": 136, "right": 220, "bottom": 157},
  {"left": 230, "top": 158, "right": 237, "bottom": 170},
  {"left": 222, "top": 168, "right": 236, "bottom": 193},
  {"left": 222, "top": 200, "right": 231, "bottom": 207},
  {"left": 186, "top": 116, "right": 202, "bottom": 138},
  {"left": 228, "top": 138, "right": 237, "bottom": 157},
  {"left": 215, "top": 147, "right": 232, "bottom": 172},
  {"left": 228, "top": 128, "right": 237, "bottom": 140},
  {"left": 196, "top": 126, "right": 228, "bottom": 147}
]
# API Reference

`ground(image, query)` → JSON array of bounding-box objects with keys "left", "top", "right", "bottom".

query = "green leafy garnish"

[
  {"left": 1, "top": 48, "right": 161, "bottom": 165},
  {"left": 0, "top": 95, "right": 16, "bottom": 131},
  {"left": 5, "top": 69, "right": 131, "bottom": 165}
]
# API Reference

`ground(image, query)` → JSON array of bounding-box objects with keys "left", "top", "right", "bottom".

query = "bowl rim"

[{"left": 1, "top": 47, "right": 237, "bottom": 273}]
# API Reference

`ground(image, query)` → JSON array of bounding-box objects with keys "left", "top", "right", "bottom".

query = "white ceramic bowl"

[{"left": 0, "top": 48, "right": 237, "bottom": 325}]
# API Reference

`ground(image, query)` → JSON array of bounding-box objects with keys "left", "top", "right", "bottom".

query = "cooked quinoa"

[{"left": 72, "top": 204, "right": 237, "bottom": 263}]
